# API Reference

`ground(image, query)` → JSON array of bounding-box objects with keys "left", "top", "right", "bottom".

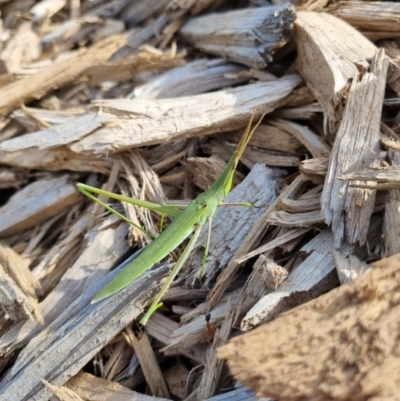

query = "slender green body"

[
  {"left": 92, "top": 151, "right": 237, "bottom": 301},
  {"left": 79, "top": 110, "right": 263, "bottom": 324}
]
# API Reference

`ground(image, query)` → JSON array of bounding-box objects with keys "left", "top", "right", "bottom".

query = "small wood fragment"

[
  {"left": 295, "top": 11, "right": 376, "bottom": 133},
  {"left": 240, "top": 228, "right": 350, "bottom": 331},
  {"left": 0, "top": 175, "right": 81, "bottom": 237},
  {"left": 333, "top": 250, "right": 369, "bottom": 284},
  {"left": 66, "top": 372, "right": 171, "bottom": 401},
  {"left": 41, "top": 379, "right": 84, "bottom": 401},
  {"left": 0, "top": 34, "right": 126, "bottom": 116},
  {"left": 125, "top": 327, "right": 170, "bottom": 399},
  {"left": 0, "top": 243, "right": 42, "bottom": 323},
  {"left": 131, "top": 58, "right": 248, "bottom": 99},
  {"left": 329, "top": 1, "right": 400, "bottom": 40},
  {"left": 321, "top": 50, "right": 388, "bottom": 247},
  {"left": 196, "top": 300, "right": 236, "bottom": 400},
  {"left": 180, "top": 5, "right": 296, "bottom": 69}
]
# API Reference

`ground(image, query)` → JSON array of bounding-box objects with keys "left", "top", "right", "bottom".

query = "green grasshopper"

[{"left": 77, "top": 111, "right": 263, "bottom": 325}]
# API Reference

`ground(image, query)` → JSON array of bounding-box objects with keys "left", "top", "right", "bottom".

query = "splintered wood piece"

[
  {"left": 268, "top": 119, "right": 330, "bottom": 158},
  {"left": 0, "top": 22, "right": 41, "bottom": 74},
  {"left": 333, "top": 250, "right": 369, "bottom": 284},
  {"left": 86, "top": 49, "right": 186, "bottom": 86},
  {"left": 208, "top": 139, "right": 301, "bottom": 168},
  {"left": 30, "top": 0, "right": 67, "bottom": 22},
  {"left": 163, "top": 362, "right": 189, "bottom": 400},
  {"left": 196, "top": 300, "right": 236, "bottom": 400},
  {"left": 272, "top": 103, "right": 322, "bottom": 120},
  {"left": 66, "top": 372, "right": 171, "bottom": 401},
  {"left": 131, "top": 58, "right": 248, "bottom": 99},
  {"left": 0, "top": 34, "right": 127, "bottom": 116},
  {"left": 0, "top": 75, "right": 302, "bottom": 170},
  {"left": 0, "top": 261, "right": 169, "bottom": 400},
  {"left": 203, "top": 386, "right": 258, "bottom": 401},
  {"left": 252, "top": 256, "right": 288, "bottom": 291},
  {"left": 329, "top": 1, "right": 400, "bottom": 40},
  {"left": 235, "top": 226, "right": 309, "bottom": 263},
  {"left": 218, "top": 253, "right": 400, "bottom": 401},
  {"left": 32, "top": 214, "right": 89, "bottom": 295},
  {"left": 125, "top": 327, "right": 170, "bottom": 399},
  {"left": 280, "top": 196, "right": 321, "bottom": 213},
  {"left": 233, "top": 174, "right": 308, "bottom": 265},
  {"left": 0, "top": 266, "right": 39, "bottom": 323},
  {"left": 321, "top": 50, "right": 388, "bottom": 247},
  {"left": 0, "top": 243, "right": 42, "bottom": 323},
  {"left": 73, "top": 76, "right": 302, "bottom": 154},
  {"left": 185, "top": 164, "right": 279, "bottom": 288},
  {"left": 161, "top": 289, "right": 254, "bottom": 355},
  {"left": 185, "top": 156, "right": 243, "bottom": 192},
  {"left": 0, "top": 167, "right": 28, "bottom": 189},
  {"left": 220, "top": 122, "right": 307, "bottom": 155},
  {"left": 295, "top": 11, "right": 376, "bottom": 133},
  {"left": 0, "top": 175, "right": 81, "bottom": 237},
  {"left": 231, "top": 255, "right": 287, "bottom": 324},
  {"left": 41, "top": 379, "right": 83, "bottom": 401},
  {"left": 338, "top": 166, "right": 400, "bottom": 189},
  {"left": 383, "top": 191, "right": 400, "bottom": 257},
  {"left": 0, "top": 221, "right": 129, "bottom": 358},
  {"left": 266, "top": 209, "right": 324, "bottom": 227},
  {"left": 299, "top": 157, "right": 328, "bottom": 178},
  {"left": 180, "top": 5, "right": 296, "bottom": 69},
  {"left": 240, "top": 228, "right": 351, "bottom": 331}
]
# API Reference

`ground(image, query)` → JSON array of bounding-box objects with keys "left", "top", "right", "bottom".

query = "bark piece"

[
  {"left": 295, "top": 11, "right": 376, "bottom": 133},
  {"left": 180, "top": 5, "right": 296, "bottom": 69},
  {"left": 329, "top": 1, "right": 400, "bottom": 40},
  {"left": 0, "top": 175, "right": 81, "bottom": 237},
  {"left": 218, "top": 253, "right": 400, "bottom": 401},
  {"left": 321, "top": 50, "right": 388, "bottom": 247}
]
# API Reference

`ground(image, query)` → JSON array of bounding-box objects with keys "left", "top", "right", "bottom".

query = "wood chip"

[
  {"left": 0, "top": 175, "right": 81, "bottom": 237},
  {"left": 180, "top": 5, "right": 296, "bottom": 69},
  {"left": 321, "top": 49, "right": 388, "bottom": 247},
  {"left": 218, "top": 253, "right": 400, "bottom": 401}
]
